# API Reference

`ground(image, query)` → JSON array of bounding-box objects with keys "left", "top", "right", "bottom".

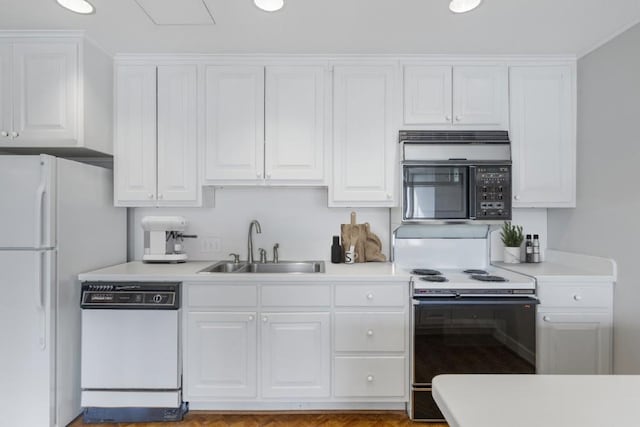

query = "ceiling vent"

[{"left": 135, "top": 0, "right": 215, "bottom": 25}]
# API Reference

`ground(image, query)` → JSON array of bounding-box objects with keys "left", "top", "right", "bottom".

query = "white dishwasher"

[{"left": 80, "top": 282, "right": 187, "bottom": 423}]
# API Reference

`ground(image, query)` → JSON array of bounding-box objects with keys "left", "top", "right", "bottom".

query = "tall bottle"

[
  {"left": 331, "top": 235, "right": 342, "bottom": 263},
  {"left": 525, "top": 234, "right": 533, "bottom": 263},
  {"left": 532, "top": 234, "right": 541, "bottom": 263}
]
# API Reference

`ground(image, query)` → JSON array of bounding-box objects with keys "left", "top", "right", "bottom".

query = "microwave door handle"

[{"left": 468, "top": 166, "right": 477, "bottom": 219}]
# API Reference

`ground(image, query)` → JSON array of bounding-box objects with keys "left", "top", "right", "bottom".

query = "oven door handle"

[{"left": 413, "top": 297, "right": 539, "bottom": 306}]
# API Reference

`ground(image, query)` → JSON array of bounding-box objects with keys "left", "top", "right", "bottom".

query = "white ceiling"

[{"left": 1, "top": 0, "right": 639, "bottom": 56}]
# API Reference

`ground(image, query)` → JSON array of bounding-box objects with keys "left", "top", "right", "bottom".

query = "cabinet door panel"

[
  {"left": 114, "top": 65, "right": 157, "bottom": 205},
  {"left": 537, "top": 311, "right": 611, "bottom": 374},
  {"left": 12, "top": 43, "right": 78, "bottom": 143},
  {"left": 265, "top": 66, "right": 324, "bottom": 182},
  {"left": 453, "top": 66, "right": 507, "bottom": 127},
  {"left": 157, "top": 65, "right": 198, "bottom": 204},
  {"left": 261, "top": 312, "right": 330, "bottom": 398},
  {"left": 186, "top": 312, "right": 257, "bottom": 399},
  {"left": 403, "top": 65, "right": 451, "bottom": 125},
  {"left": 204, "top": 66, "right": 264, "bottom": 182},
  {"left": 331, "top": 65, "right": 396, "bottom": 205},
  {"left": 0, "top": 43, "right": 11, "bottom": 140},
  {"left": 510, "top": 66, "right": 575, "bottom": 207}
]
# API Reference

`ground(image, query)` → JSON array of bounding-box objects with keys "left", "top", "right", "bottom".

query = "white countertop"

[
  {"left": 78, "top": 260, "right": 411, "bottom": 282},
  {"left": 492, "top": 249, "right": 616, "bottom": 282},
  {"left": 433, "top": 374, "right": 640, "bottom": 427}
]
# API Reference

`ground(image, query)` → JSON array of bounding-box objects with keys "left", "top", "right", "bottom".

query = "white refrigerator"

[{"left": 0, "top": 155, "right": 126, "bottom": 427}]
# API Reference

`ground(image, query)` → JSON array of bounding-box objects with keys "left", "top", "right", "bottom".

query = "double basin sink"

[{"left": 199, "top": 260, "right": 326, "bottom": 274}]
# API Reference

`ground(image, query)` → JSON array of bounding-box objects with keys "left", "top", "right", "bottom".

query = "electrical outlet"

[{"left": 201, "top": 236, "right": 221, "bottom": 253}]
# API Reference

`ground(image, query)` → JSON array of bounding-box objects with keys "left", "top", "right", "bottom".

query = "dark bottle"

[
  {"left": 525, "top": 234, "right": 533, "bottom": 263},
  {"left": 331, "top": 236, "right": 342, "bottom": 263},
  {"left": 532, "top": 234, "right": 541, "bottom": 263}
]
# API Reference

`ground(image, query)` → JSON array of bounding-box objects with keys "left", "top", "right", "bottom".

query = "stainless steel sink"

[
  {"left": 198, "top": 260, "right": 325, "bottom": 274},
  {"left": 198, "top": 261, "right": 249, "bottom": 273},
  {"left": 247, "top": 261, "right": 325, "bottom": 274}
]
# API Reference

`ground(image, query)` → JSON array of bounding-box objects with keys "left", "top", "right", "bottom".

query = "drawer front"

[
  {"left": 261, "top": 285, "right": 331, "bottom": 307},
  {"left": 334, "top": 356, "right": 405, "bottom": 398},
  {"left": 537, "top": 283, "right": 612, "bottom": 309},
  {"left": 335, "top": 284, "right": 406, "bottom": 307},
  {"left": 334, "top": 312, "right": 405, "bottom": 352},
  {"left": 187, "top": 284, "right": 257, "bottom": 308}
]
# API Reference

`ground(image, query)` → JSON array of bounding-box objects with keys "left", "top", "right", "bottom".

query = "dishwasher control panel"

[{"left": 81, "top": 282, "right": 180, "bottom": 309}]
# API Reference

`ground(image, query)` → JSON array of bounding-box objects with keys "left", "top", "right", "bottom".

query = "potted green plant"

[{"left": 500, "top": 221, "right": 524, "bottom": 263}]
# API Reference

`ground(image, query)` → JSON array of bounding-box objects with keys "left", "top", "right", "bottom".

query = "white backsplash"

[
  {"left": 489, "top": 208, "right": 548, "bottom": 262},
  {"left": 130, "top": 187, "right": 391, "bottom": 262}
]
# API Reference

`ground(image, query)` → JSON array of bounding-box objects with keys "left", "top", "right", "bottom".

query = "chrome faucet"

[
  {"left": 273, "top": 243, "right": 279, "bottom": 263},
  {"left": 247, "top": 220, "right": 262, "bottom": 263}
]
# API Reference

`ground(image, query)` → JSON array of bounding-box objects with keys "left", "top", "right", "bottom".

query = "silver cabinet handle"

[
  {"left": 386, "top": 193, "right": 392, "bottom": 200},
  {"left": 266, "top": 173, "right": 272, "bottom": 179},
  {"left": 262, "top": 316, "right": 268, "bottom": 323},
  {"left": 367, "top": 329, "right": 374, "bottom": 336},
  {"left": 148, "top": 193, "right": 155, "bottom": 199},
  {"left": 514, "top": 195, "right": 521, "bottom": 201},
  {"left": 157, "top": 193, "right": 163, "bottom": 200},
  {"left": 573, "top": 294, "right": 582, "bottom": 301},
  {"left": 455, "top": 116, "right": 462, "bottom": 122},
  {"left": 445, "top": 115, "right": 451, "bottom": 122},
  {"left": 249, "top": 315, "right": 255, "bottom": 321},
  {"left": 256, "top": 172, "right": 262, "bottom": 178},
  {"left": 543, "top": 316, "right": 551, "bottom": 322},
  {"left": 0, "top": 131, "right": 8, "bottom": 137},
  {"left": 366, "top": 293, "right": 374, "bottom": 300},
  {"left": 367, "top": 375, "right": 374, "bottom": 382},
  {"left": 10, "top": 131, "right": 19, "bottom": 138}
]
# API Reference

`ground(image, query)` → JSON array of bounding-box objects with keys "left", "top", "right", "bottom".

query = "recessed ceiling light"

[
  {"left": 56, "top": 0, "right": 95, "bottom": 14},
  {"left": 449, "top": 0, "right": 482, "bottom": 14},
  {"left": 254, "top": 0, "right": 284, "bottom": 12}
]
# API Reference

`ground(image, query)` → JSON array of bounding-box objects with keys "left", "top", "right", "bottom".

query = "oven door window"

[
  {"left": 413, "top": 298, "right": 536, "bottom": 385},
  {"left": 403, "top": 166, "right": 468, "bottom": 220}
]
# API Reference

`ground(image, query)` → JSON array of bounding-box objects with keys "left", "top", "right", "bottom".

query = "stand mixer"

[{"left": 141, "top": 216, "right": 197, "bottom": 263}]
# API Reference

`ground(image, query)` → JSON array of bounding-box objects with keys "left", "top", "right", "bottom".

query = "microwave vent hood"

[{"left": 400, "top": 130, "right": 511, "bottom": 162}]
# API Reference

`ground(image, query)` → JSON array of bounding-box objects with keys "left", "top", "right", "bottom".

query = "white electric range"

[{"left": 393, "top": 224, "right": 538, "bottom": 422}]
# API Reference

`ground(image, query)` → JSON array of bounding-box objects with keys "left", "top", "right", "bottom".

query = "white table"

[{"left": 432, "top": 374, "right": 640, "bottom": 427}]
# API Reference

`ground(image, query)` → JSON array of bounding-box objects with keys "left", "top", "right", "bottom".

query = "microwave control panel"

[{"left": 473, "top": 166, "right": 511, "bottom": 219}]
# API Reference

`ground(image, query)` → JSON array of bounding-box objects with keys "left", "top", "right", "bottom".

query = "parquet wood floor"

[{"left": 68, "top": 410, "right": 448, "bottom": 427}]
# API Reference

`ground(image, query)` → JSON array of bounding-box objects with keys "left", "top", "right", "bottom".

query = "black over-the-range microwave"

[{"left": 400, "top": 130, "right": 513, "bottom": 222}]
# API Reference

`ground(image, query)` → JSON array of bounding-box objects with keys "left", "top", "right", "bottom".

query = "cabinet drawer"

[
  {"left": 537, "top": 283, "right": 612, "bottom": 309},
  {"left": 187, "top": 284, "right": 257, "bottom": 308},
  {"left": 261, "top": 285, "right": 330, "bottom": 307},
  {"left": 334, "top": 356, "right": 405, "bottom": 398},
  {"left": 334, "top": 312, "right": 405, "bottom": 352},
  {"left": 335, "top": 284, "right": 406, "bottom": 307}
]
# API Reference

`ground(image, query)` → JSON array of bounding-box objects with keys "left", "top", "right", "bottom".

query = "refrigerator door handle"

[
  {"left": 34, "top": 183, "right": 46, "bottom": 248},
  {"left": 36, "top": 251, "right": 46, "bottom": 350}
]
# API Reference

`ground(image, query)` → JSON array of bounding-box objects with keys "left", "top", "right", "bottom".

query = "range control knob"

[{"left": 152, "top": 294, "right": 163, "bottom": 304}]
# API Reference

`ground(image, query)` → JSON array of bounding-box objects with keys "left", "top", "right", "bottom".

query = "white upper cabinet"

[
  {"left": 0, "top": 34, "right": 113, "bottom": 154},
  {"left": 204, "top": 66, "right": 265, "bottom": 183},
  {"left": 12, "top": 43, "right": 78, "bottom": 143},
  {"left": 156, "top": 65, "right": 198, "bottom": 204},
  {"left": 204, "top": 64, "right": 326, "bottom": 185},
  {"left": 114, "top": 65, "right": 157, "bottom": 205},
  {"left": 510, "top": 66, "right": 575, "bottom": 207},
  {"left": 265, "top": 66, "right": 325, "bottom": 182},
  {"left": 330, "top": 65, "right": 397, "bottom": 206},
  {"left": 114, "top": 64, "right": 199, "bottom": 207},
  {"left": 403, "top": 65, "right": 451, "bottom": 125},
  {"left": 403, "top": 65, "right": 508, "bottom": 129}
]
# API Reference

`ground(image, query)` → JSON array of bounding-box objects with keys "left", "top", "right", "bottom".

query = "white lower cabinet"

[
  {"left": 536, "top": 281, "right": 613, "bottom": 375},
  {"left": 537, "top": 311, "right": 612, "bottom": 375},
  {"left": 261, "top": 312, "right": 330, "bottom": 398},
  {"left": 184, "top": 281, "right": 409, "bottom": 407},
  {"left": 334, "top": 357, "right": 405, "bottom": 398},
  {"left": 186, "top": 312, "right": 257, "bottom": 399}
]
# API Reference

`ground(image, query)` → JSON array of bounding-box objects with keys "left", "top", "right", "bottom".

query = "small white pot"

[{"left": 503, "top": 246, "right": 521, "bottom": 264}]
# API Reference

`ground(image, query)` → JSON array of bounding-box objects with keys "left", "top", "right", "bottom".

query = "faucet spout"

[{"left": 247, "top": 220, "right": 262, "bottom": 263}]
